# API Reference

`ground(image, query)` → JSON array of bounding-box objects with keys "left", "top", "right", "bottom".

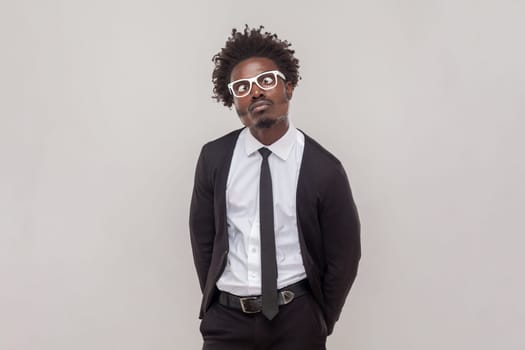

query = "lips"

[{"left": 249, "top": 100, "right": 272, "bottom": 112}]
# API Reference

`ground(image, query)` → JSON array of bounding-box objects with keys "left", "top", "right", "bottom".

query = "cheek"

[
  {"left": 272, "top": 91, "right": 290, "bottom": 106},
  {"left": 234, "top": 98, "right": 249, "bottom": 111},
  {"left": 272, "top": 85, "right": 291, "bottom": 103},
  {"left": 234, "top": 101, "right": 251, "bottom": 123},
  {"left": 233, "top": 100, "right": 243, "bottom": 114}
]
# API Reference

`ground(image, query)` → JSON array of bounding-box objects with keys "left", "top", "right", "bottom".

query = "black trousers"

[{"left": 200, "top": 292, "right": 328, "bottom": 350}]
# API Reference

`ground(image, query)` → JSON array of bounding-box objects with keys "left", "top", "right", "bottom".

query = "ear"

[{"left": 285, "top": 82, "right": 294, "bottom": 100}]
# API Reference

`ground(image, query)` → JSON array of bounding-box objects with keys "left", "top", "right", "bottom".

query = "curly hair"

[{"left": 211, "top": 25, "right": 301, "bottom": 107}]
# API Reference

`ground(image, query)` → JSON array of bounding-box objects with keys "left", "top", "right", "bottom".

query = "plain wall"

[{"left": 1, "top": 0, "right": 524, "bottom": 349}]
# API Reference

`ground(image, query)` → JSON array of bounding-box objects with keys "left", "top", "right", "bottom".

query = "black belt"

[{"left": 218, "top": 280, "right": 310, "bottom": 314}]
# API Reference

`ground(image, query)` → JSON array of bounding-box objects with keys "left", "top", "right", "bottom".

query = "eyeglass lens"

[{"left": 232, "top": 72, "right": 278, "bottom": 97}]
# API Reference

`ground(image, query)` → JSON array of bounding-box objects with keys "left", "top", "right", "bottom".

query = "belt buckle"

[
  {"left": 239, "top": 296, "right": 260, "bottom": 314},
  {"left": 281, "top": 290, "right": 295, "bottom": 305}
]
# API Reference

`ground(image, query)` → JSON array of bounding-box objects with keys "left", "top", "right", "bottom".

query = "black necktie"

[{"left": 259, "top": 147, "right": 278, "bottom": 320}]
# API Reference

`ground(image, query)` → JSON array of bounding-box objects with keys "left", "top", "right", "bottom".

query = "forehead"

[{"left": 230, "top": 57, "right": 279, "bottom": 82}]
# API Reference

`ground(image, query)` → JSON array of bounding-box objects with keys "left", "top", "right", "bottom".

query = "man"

[{"left": 189, "top": 25, "right": 361, "bottom": 349}]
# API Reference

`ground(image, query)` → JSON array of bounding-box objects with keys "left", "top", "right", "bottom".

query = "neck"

[{"left": 249, "top": 117, "right": 289, "bottom": 146}]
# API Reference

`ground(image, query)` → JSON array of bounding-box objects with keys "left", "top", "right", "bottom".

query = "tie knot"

[{"left": 259, "top": 147, "right": 272, "bottom": 160}]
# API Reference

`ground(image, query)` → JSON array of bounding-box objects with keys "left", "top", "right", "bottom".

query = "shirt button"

[
  {"left": 250, "top": 273, "right": 256, "bottom": 278},
  {"left": 251, "top": 247, "right": 256, "bottom": 253}
]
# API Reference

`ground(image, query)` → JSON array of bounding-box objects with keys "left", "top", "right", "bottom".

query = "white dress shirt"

[{"left": 216, "top": 123, "right": 307, "bottom": 296}]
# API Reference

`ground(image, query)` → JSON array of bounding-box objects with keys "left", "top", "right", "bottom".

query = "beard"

[
  {"left": 235, "top": 106, "right": 287, "bottom": 130},
  {"left": 255, "top": 117, "right": 278, "bottom": 129}
]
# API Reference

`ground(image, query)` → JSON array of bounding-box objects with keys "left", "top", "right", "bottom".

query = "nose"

[{"left": 250, "top": 82, "right": 264, "bottom": 99}]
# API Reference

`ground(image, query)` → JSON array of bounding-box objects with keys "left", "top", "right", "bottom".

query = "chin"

[{"left": 254, "top": 117, "right": 278, "bottom": 129}]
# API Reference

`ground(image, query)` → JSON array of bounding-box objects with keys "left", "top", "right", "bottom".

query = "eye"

[
  {"left": 261, "top": 75, "right": 275, "bottom": 86},
  {"left": 233, "top": 81, "right": 249, "bottom": 94},
  {"left": 264, "top": 77, "right": 274, "bottom": 84}
]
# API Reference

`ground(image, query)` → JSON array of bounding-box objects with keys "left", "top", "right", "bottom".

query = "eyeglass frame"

[{"left": 227, "top": 70, "right": 287, "bottom": 98}]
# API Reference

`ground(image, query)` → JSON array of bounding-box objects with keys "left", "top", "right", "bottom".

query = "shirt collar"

[{"left": 244, "top": 122, "right": 297, "bottom": 161}]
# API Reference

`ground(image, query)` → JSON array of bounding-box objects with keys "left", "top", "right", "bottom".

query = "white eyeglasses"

[{"left": 228, "top": 70, "right": 286, "bottom": 98}]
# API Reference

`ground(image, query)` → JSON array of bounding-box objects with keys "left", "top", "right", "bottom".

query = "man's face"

[{"left": 229, "top": 57, "right": 293, "bottom": 129}]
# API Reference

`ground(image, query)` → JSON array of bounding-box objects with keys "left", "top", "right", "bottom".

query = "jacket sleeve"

[
  {"left": 319, "top": 163, "right": 361, "bottom": 335},
  {"left": 189, "top": 144, "right": 216, "bottom": 292}
]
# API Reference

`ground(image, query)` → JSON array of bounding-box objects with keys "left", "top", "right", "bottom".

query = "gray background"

[{"left": 1, "top": 0, "right": 524, "bottom": 349}]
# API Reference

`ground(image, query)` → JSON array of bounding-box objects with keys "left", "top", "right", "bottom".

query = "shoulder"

[
  {"left": 298, "top": 130, "right": 354, "bottom": 198},
  {"left": 299, "top": 129, "right": 343, "bottom": 168},
  {"left": 202, "top": 128, "right": 243, "bottom": 150},
  {"left": 197, "top": 128, "right": 243, "bottom": 170},
  {"left": 200, "top": 128, "right": 243, "bottom": 156}
]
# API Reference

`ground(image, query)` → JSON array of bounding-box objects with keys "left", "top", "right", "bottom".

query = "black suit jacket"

[{"left": 189, "top": 128, "right": 361, "bottom": 335}]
